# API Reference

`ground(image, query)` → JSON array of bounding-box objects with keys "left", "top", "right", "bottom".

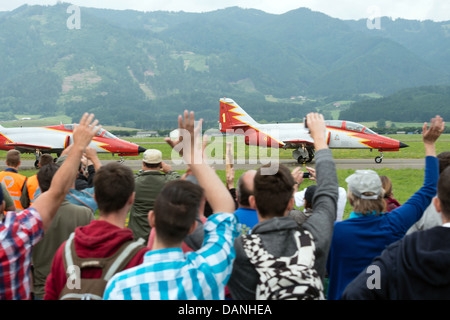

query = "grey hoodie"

[{"left": 227, "top": 148, "right": 339, "bottom": 300}]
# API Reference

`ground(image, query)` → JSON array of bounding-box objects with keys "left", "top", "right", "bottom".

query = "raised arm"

[
  {"left": 32, "top": 113, "right": 100, "bottom": 232},
  {"left": 422, "top": 115, "right": 445, "bottom": 157},
  {"left": 176, "top": 110, "right": 235, "bottom": 214},
  {"left": 302, "top": 112, "right": 339, "bottom": 279},
  {"left": 307, "top": 112, "right": 329, "bottom": 151},
  {"left": 387, "top": 115, "right": 445, "bottom": 232}
]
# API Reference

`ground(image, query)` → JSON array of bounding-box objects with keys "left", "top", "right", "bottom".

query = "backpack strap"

[
  {"left": 62, "top": 233, "right": 145, "bottom": 280},
  {"left": 103, "top": 238, "right": 145, "bottom": 281},
  {"left": 63, "top": 232, "right": 76, "bottom": 272}
]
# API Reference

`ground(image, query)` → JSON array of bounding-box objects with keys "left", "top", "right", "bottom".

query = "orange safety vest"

[
  {"left": 0, "top": 170, "right": 27, "bottom": 210},
  {"left": 26, "top": 174, "right": 39, "bottom": 204}
]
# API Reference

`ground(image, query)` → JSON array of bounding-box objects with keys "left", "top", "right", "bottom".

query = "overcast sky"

[{"left": 1, "top": 0, "right": 450, "bottom": 21}]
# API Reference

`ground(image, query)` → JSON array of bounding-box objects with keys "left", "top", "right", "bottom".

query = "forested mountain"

[
  {"left": 339, "top": 85, "right": 450, "bottom": 122},
  {"left": 0, "top": 4, "right": 449, "bottom": 129},
  {"left": 345, "top": 17, "right": 450, "bottom": 76}
]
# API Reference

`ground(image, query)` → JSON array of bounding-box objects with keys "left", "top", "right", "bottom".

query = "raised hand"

[
  {"left": 422, "top": 115, "right": 445, "bottom": 157},
  {"left": 291, "top": 167, "right": 305, "bottom": 186},
  {"left": 177, "top": 110, "right": 203, "bottom": 165},
  {"left": 73, "top": 113, "right": 101, "bottom": 151},
  {"left": 306, "top": 112, "right": 328, "bottom": 150},
  {"left": 422, "top": 115, "right": 445, "bottom": 145}
]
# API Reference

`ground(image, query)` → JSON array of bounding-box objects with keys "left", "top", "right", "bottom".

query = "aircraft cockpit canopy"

[
  {"left": 98, "top": 128, "right": 118, "bottom": 139},
  {"left": 325, "top": 120, "right": 376, "bottom": 135},
  {"left": 63, "top": 124, "right": 118, "bottom": 139}
]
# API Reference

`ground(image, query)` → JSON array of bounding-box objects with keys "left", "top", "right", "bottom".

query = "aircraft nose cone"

[
  {"left": 399, "top": 142, "right": 409, "bottom": 148},
  {"left": 138, "top": 146, "right": 147, "bottom": 153}
]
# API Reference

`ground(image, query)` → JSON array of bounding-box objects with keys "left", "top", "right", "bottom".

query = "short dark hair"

[
  {"left": 304, "top": 185, "right": 318, "bottom": 209},
  {"left": 144, "top": 162, "right": 161, "bottom": 169},
  {"left": 39, "top": 154, "right": 54, "bottom": 167},
  {"left": 94, "top": 162, "right": 135, "bottom": 214},
  {"left": 438, "top": 152, "right": 450, "bottom": 175},
  {"left": 438, "top": 167, "right": 450, "bottom": 219},
  {"left": 253, "top": 164, "right": 295, "bottom": 218},
  {"left": 154, "top": 180, "right": 204, "bottom": 246},
  {"left": 37, "top": 163, "right": 60, "bottom": 192}
]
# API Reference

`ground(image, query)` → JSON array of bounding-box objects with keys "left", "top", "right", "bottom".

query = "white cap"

[
  {"left": 143, "top": 149, "right": 162, "bottom": 164},
  {"left": 345, "top": 170, "right": 382, "bottom": 200}
]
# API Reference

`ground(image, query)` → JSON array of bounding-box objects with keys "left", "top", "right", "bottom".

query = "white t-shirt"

[{"left": 294, "top": 186, "right": 347, "bottom": 222}]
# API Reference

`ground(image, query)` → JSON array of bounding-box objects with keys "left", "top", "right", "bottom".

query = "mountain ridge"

[{"left": 0, "top": 4, "right": 449, "bottom": 129}]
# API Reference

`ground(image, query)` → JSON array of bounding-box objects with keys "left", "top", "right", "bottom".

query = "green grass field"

[{"left": 4, "top": 133, "right": 447, "bottom": 221}]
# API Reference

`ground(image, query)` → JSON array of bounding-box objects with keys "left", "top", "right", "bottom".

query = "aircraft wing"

[
  {"left": 228, "top": 123, "right": 251, "bottom": 129},
  {"left": 282, "top": 139, "right": 314, "bottom": 145},
  {"left": 282, "top": 131, "right": 330, "bottom": 147},
  {"left": 4, "top": 142, "right": 56, "bottom": 152}
]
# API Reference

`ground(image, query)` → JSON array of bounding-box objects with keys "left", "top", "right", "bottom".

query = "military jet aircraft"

[
  {"left": 219, "top": 98, "right": 408, "bottom": 163},
  {"left": 0, "top": 123, "right": 146, "bottom": 167}
]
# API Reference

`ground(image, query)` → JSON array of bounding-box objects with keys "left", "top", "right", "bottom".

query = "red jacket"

[
  {"left": 385, "top": 196, "right": 401, "bottom": 212},
  {"left": 44, "top": 220, "right": 149, "bottom": 300}
]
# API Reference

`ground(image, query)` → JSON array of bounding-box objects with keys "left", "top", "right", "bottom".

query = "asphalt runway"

[{"left": 10, "top": 158, "right": 425, "bottom": 171}]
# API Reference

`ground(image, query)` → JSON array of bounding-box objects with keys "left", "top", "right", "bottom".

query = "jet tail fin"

[{"left": 219, "top": 98, "right": 258, "bottom": 133}]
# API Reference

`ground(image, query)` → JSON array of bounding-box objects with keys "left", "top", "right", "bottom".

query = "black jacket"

[{"left": 342, "top": 226, "right": 450, "bottom": 300}]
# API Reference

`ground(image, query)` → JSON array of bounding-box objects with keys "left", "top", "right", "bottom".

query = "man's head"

[
  {"left": 251, "top": 164, "right": 296, "bottom": 219},
  {"left": 6, "top": 150, "right": 21, "bottom": 168},
  {"left": 435, "top": 167, "right": 450, "bottom": 222},
  {"left": 304, "top": 184, "right": 318, "bottom": 210},
  {"left": 438, "top": 151, "right": 450, "bottom": 174},
  {"left": 142, "top": 149, "right": 162, "bottom": 170},
  {"left": 346, "top": 169, "right": 385, "bottom": 214},
  {"left": 37, "top": 163, "right": 60, "bottom": 192},
  {"left": 236, "top": 170, "right": 256, "bottom": 208},
  {"left": 39, "top": 154, "right": 54, "bottom": 167},
  {"left": 93, "top": 162, "right": 135, "bottom": 214},
  {"left": 150, "top": 180, "right": 204, "bottom": 247}
]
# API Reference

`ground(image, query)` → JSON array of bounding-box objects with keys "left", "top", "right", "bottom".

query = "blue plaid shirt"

[{"left": 103, "top": 213, "right": 238, "bottom": 300}]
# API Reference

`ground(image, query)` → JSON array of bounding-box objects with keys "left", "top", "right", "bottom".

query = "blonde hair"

[
  {"left": 6, "top": 150, "right": 21, "bottom": 167},
  {"left": 348, "top": 190, "right": 386, "bottom": 215}
]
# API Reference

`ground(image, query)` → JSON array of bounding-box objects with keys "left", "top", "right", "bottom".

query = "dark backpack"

[
  {"left": 242, "top": 228, "right": 324, "bottom": 300},
  {"left": 59, "top": 233, "right": 145, "bottom": 300}
]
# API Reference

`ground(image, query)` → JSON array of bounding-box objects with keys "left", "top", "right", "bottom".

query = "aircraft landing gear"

[
  {"left": 34, "top": 150, "right": 42, "bottom": 169},
  {"left": 375, "top": 152, "right": 384, "bottom": 164},
  {"left": 118, "top": 156, "right": 125, "bottom": 164},
  {"left": 293, "top": 147, "right": 315, "bottom": 164}
]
